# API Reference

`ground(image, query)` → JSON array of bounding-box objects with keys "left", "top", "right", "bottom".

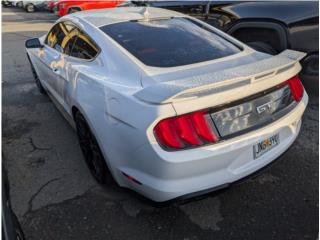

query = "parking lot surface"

[{"left": 2, "top": 7, "right": 319, "bottom": 240}]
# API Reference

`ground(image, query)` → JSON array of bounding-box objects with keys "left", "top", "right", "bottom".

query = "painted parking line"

[
  {"left": 2, "top": 12, "right": 18, "bottom": 16},
  {"left": 2, "top": 23, "right": 53, "bottom": 33}
]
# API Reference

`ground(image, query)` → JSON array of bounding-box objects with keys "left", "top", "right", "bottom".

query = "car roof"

[{"left": 66, "top": 7, "right": 186, "bottom": 28}]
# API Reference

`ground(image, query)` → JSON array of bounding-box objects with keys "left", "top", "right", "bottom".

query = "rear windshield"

[{"left": 100, "top": 17, "right": 241, "bottom": 67}]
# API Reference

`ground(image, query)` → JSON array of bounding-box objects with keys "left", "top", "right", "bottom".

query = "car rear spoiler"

[{"left": 134, "top": 50, "right": 306, "bottom": 104}]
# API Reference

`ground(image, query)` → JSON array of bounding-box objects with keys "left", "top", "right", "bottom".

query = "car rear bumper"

[{"left": 117, "top": 92, "right": 308, "bottom": 202}]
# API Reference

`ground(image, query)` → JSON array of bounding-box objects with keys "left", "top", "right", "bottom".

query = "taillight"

[
  {"left": 154, "top": 111, "right": 218, "bottom": 150},
  {"left": 288, "top": 75, "right": 304, "bottom": 102}
]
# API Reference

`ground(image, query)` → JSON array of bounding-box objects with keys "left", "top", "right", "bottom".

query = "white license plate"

[{"left": 253, "top": 133, "right": 280, "bottom": 159}]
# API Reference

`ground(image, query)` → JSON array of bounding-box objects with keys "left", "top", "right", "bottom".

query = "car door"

[
  {"left": 37, "top": 22, "right": 68, "bottom": 105},
  {"left": 52, "top": 22, "right": 80, "bottom": 110},
  {"left": 57, "top": 24, "right": 100, "bottom": 113}
]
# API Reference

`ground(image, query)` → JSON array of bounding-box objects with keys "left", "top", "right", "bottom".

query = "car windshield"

[{"left": 100, "top": 17, "right": 241, "bottom": 67}]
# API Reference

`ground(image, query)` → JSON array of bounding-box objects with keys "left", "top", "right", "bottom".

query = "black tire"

[
  {"left": 67, "top": 7, "right": 81, "bottom": 14},
  {"left": 2, "top": 1, "right": 11, "bottom": 7},
  {"left": 25, "top": 4, "right": 35, "bottom": 13},
  {"left": 75, "top": 111, "right": 111, "bottom": 184},
  {"left": 16, "top": 1, "right": 23, "bottom": 8},
  {"left": 27, "top": 55, "right": 46, "bottom": 95},
  {"left": 11, "top": 211, "right": 25, "bottom": 240},
  {"left": 246, "top": 41, "right": 277, "bottom": 55}
]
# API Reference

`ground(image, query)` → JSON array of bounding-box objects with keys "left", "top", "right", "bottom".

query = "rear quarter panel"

[{"left": 66, "top": 21, "right": 177, "bottom": 181}]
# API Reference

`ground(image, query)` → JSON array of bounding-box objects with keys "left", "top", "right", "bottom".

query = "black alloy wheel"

[{"left": 75, "top": 111, "right": 110, "bottom": 184}]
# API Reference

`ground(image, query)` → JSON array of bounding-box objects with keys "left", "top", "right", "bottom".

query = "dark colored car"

[
  {"left": 135, "top": 1, "right": 319, "bottom": 92},
  {"left": 2, "top": 164, "right": 25, "bottom": 240}
]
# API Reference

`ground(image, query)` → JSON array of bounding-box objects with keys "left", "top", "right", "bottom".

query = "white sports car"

[{"left": 26, "top": 7, "right": 308, "bottom": 202}]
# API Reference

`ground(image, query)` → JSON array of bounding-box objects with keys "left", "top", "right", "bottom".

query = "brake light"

[
  {"left": 191, "top": 111, "right": 219, "bottom": 142},
  {"left": 154, "top": 118, "right": 184, "bottom": 149},
  {"left": 175, "top": 115, "right": 202, "bottom": 146},
  {"left": 288, "top": 75, "right": 304, "bottom": 102},
  {"left": 154, "top": 111, "right": 219, "bottom": 150}
]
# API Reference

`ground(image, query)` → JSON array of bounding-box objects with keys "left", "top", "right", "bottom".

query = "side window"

[
  {"left": 63, "top": 35, "right": 78, "bottom": 55},
  {"left": 69, "top": 31, "right": 99, "bottom": 60},
  {"left": 46, "top": 22, "right": 99, "bottom": 59},
  {"left": 61, "top": 24, "right": 79, "bottom": 55},
  {"left": 45, "top": 23, "right": 67, "bottom": 53}
]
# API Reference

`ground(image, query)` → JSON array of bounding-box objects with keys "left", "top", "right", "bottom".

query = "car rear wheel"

[
  {"left": 247, "top": 41, "right": 277, "bottom": 55},
  {"left": 25, "top": 4, "right": 35, "bottom": 13},
  {"left": 75, "top": 111, "right": 111, "bottom": 184}
]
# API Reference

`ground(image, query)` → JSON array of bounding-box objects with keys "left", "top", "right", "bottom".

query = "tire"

[
  {"left": 246, "top": 41, "right": 277, "bottom": 55},
  {"left": 27, "top": 55, "right": 46, "bottom": 94},
  {"left": 74, "top": 111, "right": 111, "bottom": 184},
  {"left": 25, "top": 4, "right": 35, "bottom": 13},
  {"left": 16, "top": 1, "right": 23, "bottom": 8},
  {"left": 67, "top": 7, "right": 81, "bottom": 14},
  {"left": 2, "top": 1, "right": 11, "bottom": 7},
  {"left": 11, "top": 211, "right": 25, "bottom": 240}
]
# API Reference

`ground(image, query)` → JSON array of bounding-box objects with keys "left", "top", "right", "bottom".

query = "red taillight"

[
  {"left": 153, "top": 118, "right": 184, "bottom": 149},
  {"left": 288, "top": 75, "right": 304, "bottom": 102},
  {"left": 175, "top": 115, "right": 202, "bottom": 146},
  {"left": 191, "top": 111, "right": 218, "bottom": 142},
  {"left": 154, "top": 111, "right": 219, "bottom": 150}
]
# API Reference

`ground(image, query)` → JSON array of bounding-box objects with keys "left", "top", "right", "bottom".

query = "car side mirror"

[{"left": 25, "top": 38, "right": 44, "bottom": 49}]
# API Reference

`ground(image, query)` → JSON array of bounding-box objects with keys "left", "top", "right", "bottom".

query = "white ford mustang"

[{"left": 25, "top": 7, "right": 308, "bottom": 202}]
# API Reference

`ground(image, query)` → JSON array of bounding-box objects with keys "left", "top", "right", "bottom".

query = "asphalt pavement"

[{"left": 2, "top": 7, "right": 319, "bottom": 240}]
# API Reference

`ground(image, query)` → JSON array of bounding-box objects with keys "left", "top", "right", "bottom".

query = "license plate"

[{"left": 253, "top": 133, "right": 280, "bottom": 159}]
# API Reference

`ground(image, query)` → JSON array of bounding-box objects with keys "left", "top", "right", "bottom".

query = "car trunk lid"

[{"left": 134, "top": 49, "right": 306, "bottom": 115}]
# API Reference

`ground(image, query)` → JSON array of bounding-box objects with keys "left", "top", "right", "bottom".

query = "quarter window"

[
  {"left": 63, "top": 35, "right": 78, "bottom": 56},
  {"left": 69, "top": 33, "right": 99, "bottom": 60}
]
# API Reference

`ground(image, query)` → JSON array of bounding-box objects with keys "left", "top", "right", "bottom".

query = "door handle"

[{"left": 52, "top": 67, "right": 60, "bottom": 74}]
